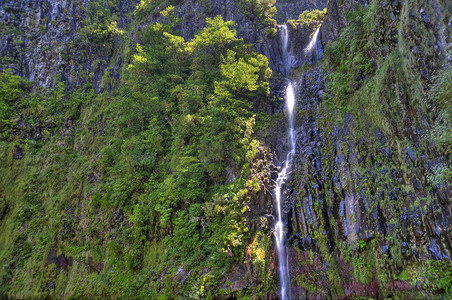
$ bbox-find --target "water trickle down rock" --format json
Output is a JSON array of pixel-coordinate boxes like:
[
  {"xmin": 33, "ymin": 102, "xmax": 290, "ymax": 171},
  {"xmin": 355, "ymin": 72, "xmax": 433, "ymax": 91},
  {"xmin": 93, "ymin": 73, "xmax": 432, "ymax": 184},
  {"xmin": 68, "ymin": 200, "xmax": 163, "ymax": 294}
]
[
  {"xmin": 272, "ymin": 23, "xmax": 295, "ymax": 300},
  {"xmin": 0, "ymin": 0, "xmax": 133, "ymax": 90}
]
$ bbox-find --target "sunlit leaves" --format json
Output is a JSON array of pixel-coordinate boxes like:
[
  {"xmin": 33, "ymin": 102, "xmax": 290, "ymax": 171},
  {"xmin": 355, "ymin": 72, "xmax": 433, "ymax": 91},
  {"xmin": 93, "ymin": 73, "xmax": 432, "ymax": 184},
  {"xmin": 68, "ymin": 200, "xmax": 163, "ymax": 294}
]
[
  {"xmin": 218, "ymin": 50, "xmax": 260, "ymax": 94},
  {"xmin": 190, "ymin": 16, "xmax": 238, "ymax": 56},
  {"xmin": 216, "ymin": 50, "xmax": 271, "ymax": 99}
]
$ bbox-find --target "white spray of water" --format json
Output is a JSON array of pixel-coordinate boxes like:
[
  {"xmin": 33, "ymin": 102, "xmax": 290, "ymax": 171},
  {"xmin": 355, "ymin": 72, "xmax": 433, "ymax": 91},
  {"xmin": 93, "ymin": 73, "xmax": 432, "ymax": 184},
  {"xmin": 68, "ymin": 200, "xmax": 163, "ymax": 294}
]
[
  {"xmin": 304, "ymin": 27, "xmax": 321, "ymax": 56},
  {"xmin": 274, "ymin": 24, "xmax": 295, "ymax": 300},
  {"xmin": 279, "ymin": 25, "xmax": 290, "ymax": 74},
  {"xmin": 274, "ymin": 23, "xmax": 321, "ymax": 300}
]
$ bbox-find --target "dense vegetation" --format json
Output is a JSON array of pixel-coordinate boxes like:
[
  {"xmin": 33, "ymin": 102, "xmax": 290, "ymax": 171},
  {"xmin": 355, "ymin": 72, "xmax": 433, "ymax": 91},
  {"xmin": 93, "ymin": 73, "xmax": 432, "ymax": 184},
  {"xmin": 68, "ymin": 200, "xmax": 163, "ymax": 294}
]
[
  {"xmin": 0, "ymin": 7, "xmax": 277, "ymax": 298},
  {"xmin": 0, "ymin": 0, "xmax": 451, "ymax": 298},
  {"xmin": 296, "ymin": 8, "xmax": 327, "ymax": 23}
]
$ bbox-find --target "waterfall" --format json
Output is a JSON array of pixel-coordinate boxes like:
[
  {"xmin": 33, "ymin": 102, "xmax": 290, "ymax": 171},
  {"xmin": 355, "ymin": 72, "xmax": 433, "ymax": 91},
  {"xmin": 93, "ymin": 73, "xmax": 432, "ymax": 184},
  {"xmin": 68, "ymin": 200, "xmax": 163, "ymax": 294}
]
[
  {"xmin": 275, "ymin": 23, "xmax": 321, "ymax": 300},
  {"xmin": 274, "ymin": 24, "xmax": 295, "ymax": 300},
  {"xmin": 304, "ymin": 27, "xmax": 320, "ymax": 54},
  {"xmin": 279, "ymin": 25, "xmax": 290, "ymax": 75},
  {"xmin": 304, "ymin": 27, "xmax": 323, "ymax": 62}
]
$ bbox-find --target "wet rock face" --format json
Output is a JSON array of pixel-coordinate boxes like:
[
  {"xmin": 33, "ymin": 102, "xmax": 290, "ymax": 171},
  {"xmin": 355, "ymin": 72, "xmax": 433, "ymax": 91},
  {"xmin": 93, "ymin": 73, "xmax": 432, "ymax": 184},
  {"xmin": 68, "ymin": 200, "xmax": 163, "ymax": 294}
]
[
  {"xmin": 0, "ymin": 0, "xmax": 133, "ymax": 90},
  {"xmin": 47, "ymin": 248, "xmax": 73, "ymax": 272},
  {"xmin": 14, "ymin": 145, "xmax": 24, "ymax": 160},
  {"xmin": 282, "ymin": 0, "xmax": 452, "ymax": 297},
  {"xmin": 320, "ymin": 0, "xmax": 369, "ymax": 43},
  {"xmin": 285, "ymin": 65, "xmax": 451, "ymax": 297},
  {"xmin": 284, "ymin": 22, "xmax": 324, "ymax": 70}
]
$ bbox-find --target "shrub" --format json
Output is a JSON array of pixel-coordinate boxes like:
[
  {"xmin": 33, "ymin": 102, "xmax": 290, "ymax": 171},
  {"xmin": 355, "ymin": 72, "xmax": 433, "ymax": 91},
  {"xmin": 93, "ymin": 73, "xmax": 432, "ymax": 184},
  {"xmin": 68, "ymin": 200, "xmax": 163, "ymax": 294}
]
[{"xmin": 297, "ymin": 8, "xmax": 327, "ymax": 24}]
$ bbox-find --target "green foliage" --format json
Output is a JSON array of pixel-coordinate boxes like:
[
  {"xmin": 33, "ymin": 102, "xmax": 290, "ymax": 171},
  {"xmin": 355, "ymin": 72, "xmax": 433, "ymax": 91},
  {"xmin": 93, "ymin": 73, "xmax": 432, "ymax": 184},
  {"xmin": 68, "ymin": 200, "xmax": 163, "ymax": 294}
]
[
  {"xmin": 217, "ymin": 49, "xmax": 271, "ymax": 98},
  {"xmin": 79, "ymin": 0, "xmax": 123, "ymax": 42},
  {"xmin": 324, "ymin": 5, "xmax": 373, "ymax": 110},
  {"xmin": 406, "ymin": 260, "xmax": 452, "ymax": 295},
  {"xmin": 167, "ymin": 208, "xmax": 202, "ymax": 261},
  {"xmin": 64, "ymin": 245, "xmax": 89, "ymax": 255},
  {"xmin": 236, "ymin": 0, "xmax": 277, "ymax": 27},
  {"xmin": 0, "ymin": 2, "xmax": 275, "ymax": 296},
  {"xmin": 135, "ymin": 0, "xmax": 158, "ymax": 19},
  {"xmin": 190, "ymin": 16, "xmax": 241, "ymax": 82},
  {"xmin": 428, "ymin": 163, "xmax": 452, "ymax": 187},
  {"xmin": 297, "ymin": 8, "xmax": 327, "ymax": 23},
  {"xmin": 428, "ymin": 261, "xmax": 452, "ymax": 294},
  {"xmin": 0, "ymin": 69, "xmax": 27, "ymax": 136}
]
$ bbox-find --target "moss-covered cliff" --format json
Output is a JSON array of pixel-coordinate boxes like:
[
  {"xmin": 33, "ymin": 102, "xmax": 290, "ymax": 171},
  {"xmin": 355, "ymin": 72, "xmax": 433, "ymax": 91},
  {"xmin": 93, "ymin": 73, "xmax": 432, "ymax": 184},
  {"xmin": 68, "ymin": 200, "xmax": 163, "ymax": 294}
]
[
  {"xmin": 0, "ymin": 0, "xmax": 451, "ymax": 298},
  {"xmin": 284, "ymin": 0, "xmax": 452, "ymax": 298}
]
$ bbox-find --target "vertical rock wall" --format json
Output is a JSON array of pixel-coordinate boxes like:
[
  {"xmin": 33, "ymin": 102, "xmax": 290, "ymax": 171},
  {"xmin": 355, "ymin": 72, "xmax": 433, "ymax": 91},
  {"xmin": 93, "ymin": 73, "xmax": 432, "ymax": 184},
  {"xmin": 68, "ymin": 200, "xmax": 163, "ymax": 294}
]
[
  {"xmin": 283, "ymin": 0, "xmax": 452, "ymax": 298},
  {"xmin": 0, "ymin": 0, "xmax": 328, "ymax": 90},
  {"xmin": 0, "ymin": 0, "xmax": 134, "ymax": 90}
]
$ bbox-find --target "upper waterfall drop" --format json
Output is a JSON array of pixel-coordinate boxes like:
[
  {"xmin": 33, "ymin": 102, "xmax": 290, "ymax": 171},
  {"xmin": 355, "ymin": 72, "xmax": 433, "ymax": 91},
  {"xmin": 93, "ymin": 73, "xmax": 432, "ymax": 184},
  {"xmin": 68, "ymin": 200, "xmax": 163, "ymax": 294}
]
[
  {"xmin": 304, "ymin": 26, "xmax": 324, "ymax": 62},
  {"xmin": 279, "ymin": 24, "xmax": 291, "ymax": 75},
  {"xmin": 305, "ymin": 27, "xmax": 320, "ymax": 54}
]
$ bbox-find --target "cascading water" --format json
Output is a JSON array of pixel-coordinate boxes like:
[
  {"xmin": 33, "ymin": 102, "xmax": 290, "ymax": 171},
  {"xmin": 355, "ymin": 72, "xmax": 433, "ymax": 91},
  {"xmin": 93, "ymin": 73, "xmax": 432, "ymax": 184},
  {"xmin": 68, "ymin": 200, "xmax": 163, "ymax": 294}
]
[
  {"xmin": 275, "ymin": 22, "xmax": 321, "ymax": 300},
  {"xmin": 304, "ymin": 27, "xmax": 320, "ymax": 54},
  {"xmin": 274, "ymin": 24, "xmax": 295, "ymax": 300},
  {"xmin": 279, "ymin": 25, "xmax": 291, "ymax": 74},
  {"xmin": 304, "ymin": 27, "xmax": 323, "ymax": 62}
]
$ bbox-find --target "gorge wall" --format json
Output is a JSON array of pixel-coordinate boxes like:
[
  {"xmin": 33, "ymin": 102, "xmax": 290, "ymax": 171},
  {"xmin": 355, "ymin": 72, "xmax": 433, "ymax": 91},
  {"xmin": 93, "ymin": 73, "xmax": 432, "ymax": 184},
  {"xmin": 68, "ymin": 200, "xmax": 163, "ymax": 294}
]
[
  {"xmin": 0, "ymin": 0, "xmax": 134, "ymax": 90},
  {"xmin": 0, "ymin": 0, "xmax": 322, "ymax": 90},
  {"xmin": 0, "ymin": 0, "xmax": 451, "ymax": 298},
  {"xmin": 280, "ymin": 0, "xmax": 452, "ymax": 297}
]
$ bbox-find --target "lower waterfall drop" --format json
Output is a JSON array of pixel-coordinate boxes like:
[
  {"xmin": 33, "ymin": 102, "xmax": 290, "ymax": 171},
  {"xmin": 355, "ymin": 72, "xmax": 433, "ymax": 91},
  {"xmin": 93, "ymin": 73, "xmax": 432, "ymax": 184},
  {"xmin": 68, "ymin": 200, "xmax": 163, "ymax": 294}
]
[{"xmin": 274, "ymin": 81, "xmax": 296, "ymax": 300}]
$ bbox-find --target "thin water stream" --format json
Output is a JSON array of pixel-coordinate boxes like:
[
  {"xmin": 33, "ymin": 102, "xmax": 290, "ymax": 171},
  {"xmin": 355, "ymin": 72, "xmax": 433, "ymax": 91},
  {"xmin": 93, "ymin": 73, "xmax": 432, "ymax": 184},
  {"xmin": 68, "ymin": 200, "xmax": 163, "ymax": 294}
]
[
  {"xmin": 275, "ymin": 24, "xmax": 320, "ymax": 300},
  {"xmin": 274, "ymin": 24, "xmax": 294, "ymax": 300}
]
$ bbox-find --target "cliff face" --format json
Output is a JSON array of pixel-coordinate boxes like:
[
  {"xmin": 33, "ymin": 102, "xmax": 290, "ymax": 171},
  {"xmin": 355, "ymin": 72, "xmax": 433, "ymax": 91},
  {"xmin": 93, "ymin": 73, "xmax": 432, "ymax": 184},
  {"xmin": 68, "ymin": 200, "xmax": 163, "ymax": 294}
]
[
  {"xmin": 0, "ymin": 0, "xmax": 451, "ymax": 298},
  {"xmin": 320, "ymin": 0, "xmax": 368, "ymax": 43},
  {"xmin": 281, "ymin": 0, "xmax": 452, "ymax": 298},
  {"xmin": 0, "ymin": 0, "xmax": 133, "ymax": 90}
]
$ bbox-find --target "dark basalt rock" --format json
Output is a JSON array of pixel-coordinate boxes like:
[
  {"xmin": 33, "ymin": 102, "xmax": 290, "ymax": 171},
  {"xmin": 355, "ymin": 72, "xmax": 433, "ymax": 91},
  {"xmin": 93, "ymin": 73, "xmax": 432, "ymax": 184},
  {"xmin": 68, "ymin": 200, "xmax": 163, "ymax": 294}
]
[
  {"xmin": 274, "ymin": 2, "xmax": 452, "ymax": 297},
  {"xmin": 46, "ymin": 248, "xmax": 73, "ymax": 272},
  {"xmin": 13, "ymin": 144, "xmax": 24, "ymax": 159},
  {"xmin": 0, "ymin": 0, "xmax": 134, "ymax": 90}
]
